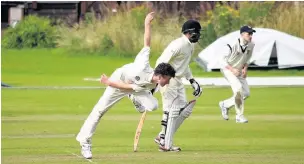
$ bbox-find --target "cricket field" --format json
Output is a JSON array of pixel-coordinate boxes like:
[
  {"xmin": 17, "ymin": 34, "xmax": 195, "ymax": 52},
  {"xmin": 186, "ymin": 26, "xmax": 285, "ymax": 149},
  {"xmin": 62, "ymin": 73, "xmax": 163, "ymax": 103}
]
[{"xmin": 1, "ymin": 49, "xmax": 304, "ymax": 163}]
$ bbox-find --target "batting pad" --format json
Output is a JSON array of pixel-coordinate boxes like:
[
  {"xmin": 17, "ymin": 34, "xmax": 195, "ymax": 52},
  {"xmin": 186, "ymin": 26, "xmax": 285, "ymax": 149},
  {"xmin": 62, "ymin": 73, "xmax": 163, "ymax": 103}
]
[
  {"xmin": 173, "ymin": 100, "xmax": 196, "ymax": 133},
  {"xmin": 164, "ymin": 100, "xmax": 196, "ymax": 149}
]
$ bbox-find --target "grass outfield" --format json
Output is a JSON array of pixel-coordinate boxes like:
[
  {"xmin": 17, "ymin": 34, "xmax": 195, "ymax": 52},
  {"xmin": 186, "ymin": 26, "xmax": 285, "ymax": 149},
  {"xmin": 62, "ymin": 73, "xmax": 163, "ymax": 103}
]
[
  {"xmin": 2, "ymin": 87, "xmax": 304, "ymax": 164},
  {"xmin": 2, "ymin": 49, "xmax": 304, "ymax": 86}
]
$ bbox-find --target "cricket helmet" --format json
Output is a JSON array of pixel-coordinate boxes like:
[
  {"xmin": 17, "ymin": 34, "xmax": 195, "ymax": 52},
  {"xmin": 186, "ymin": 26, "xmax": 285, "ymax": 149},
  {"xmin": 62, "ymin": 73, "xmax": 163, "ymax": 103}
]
[{"xmin": 181, "ymin": 20, "xmax": 202, "ymax": 43}]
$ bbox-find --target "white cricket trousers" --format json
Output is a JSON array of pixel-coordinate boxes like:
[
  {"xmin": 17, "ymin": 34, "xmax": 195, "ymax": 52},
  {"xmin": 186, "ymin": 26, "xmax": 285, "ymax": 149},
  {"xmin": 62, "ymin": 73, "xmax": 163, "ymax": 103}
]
[
  {"xmin": 221, "ymin": 68, "xmax": 250, "ymax": 116},
  {"xmin": 76, "ymin": 68, "xmax": 158, "ymax": 145},
  {"xmin": 159, "ymin": 77, "xmax": 188, "ymax": 148}
]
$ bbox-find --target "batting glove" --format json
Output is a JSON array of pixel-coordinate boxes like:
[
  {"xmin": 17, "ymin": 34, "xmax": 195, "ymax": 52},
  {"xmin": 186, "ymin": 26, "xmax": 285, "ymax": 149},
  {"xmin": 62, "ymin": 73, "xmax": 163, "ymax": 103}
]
[{"xmin": 189, "ymin": 78, "xmax": 203, "ymax": 97}]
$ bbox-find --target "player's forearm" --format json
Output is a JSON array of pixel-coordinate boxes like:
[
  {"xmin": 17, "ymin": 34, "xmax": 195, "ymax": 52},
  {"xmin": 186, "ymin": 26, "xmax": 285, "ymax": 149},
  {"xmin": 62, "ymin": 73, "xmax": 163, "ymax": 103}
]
[
  {"xmin": 144, "ymin": 23, "xmax": 151, "ymax": 47},
  {"xmin": 107, "ymin": 80, "xmax": 145, "ymax": 92},
  {"xmin": 225, "ymin": 64, "xmax": 234, "ymax": 71},
  {"xmin": 107, "ymin": 80, "xmax": 133, "ymax": 90},
  {"xmin": 243, "ymin": 64, "xmax": 248, "ymax": 71},
  {"xmin": 184, "ymin": 66, "xmax": 194, "ymax": 80}
]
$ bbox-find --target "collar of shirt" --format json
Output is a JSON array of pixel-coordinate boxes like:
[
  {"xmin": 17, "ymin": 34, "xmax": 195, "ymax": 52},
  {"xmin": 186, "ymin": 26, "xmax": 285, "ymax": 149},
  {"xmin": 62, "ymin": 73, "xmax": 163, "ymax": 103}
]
[{"xmin": 182, "ymin": 34, "xmax": 192, "ymax": 45}]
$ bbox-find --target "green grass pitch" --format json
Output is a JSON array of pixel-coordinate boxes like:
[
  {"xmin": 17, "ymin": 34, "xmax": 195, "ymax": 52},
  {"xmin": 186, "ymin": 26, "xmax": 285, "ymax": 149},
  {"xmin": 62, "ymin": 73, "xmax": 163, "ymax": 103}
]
[
  {"xmin": 2, "ymin": 49, "xmax": 304, "ymax": 87},
  {"xmin": 1, "ymin": 48, "xmax": 304, "ymax": 163},
  {"xmin": 2, "ymin": 87, "xmax": 304, "ymax": 164}
]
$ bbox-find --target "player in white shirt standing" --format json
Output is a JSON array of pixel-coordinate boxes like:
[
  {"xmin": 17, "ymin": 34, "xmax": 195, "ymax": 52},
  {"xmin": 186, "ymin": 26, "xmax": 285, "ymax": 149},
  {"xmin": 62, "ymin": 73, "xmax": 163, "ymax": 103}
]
[
  {"xmin": 76, "ymin": 12, "xmax": 176, "ymax": 159},
  {"xmin": 153, "ymin": 20, "xmax": 203, "ymax": 152},
  {"xmin": 219, "ymin": 25, "xmax": 256, "ymax": 123}
]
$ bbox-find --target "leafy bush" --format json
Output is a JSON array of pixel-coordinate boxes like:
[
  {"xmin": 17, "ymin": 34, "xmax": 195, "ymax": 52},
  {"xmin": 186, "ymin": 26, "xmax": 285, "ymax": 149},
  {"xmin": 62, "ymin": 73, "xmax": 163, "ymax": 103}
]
[
  {"xmin": 239, "ymin": 1, "xmax": 274, "ymax": 27},
  {"xmin": 199, "ymin": 2, "xmax": 276, "ymax": 48},
  {"xmin": 208, "ymin": 4, "xmax": 240, "ymax": 37},
  {"xmin": 199, "ymin": 4, "xmax": 240, "ymax": 48},
  {"xmin": 199, "ymin": 23, "xmax": 217, "ymax": 48},
  {"xmin": 57, "ymin": 2, "xmax": 303, "ymax": 57},
  {"xmin": 262, "ymin": 2, "xmax": 304, "ymax": 38},
  {"xmin": 2, "ymin": 15, "xmax": 57, "ymax": 48},
  {"xmin": 57, "ymin": 6, "xmax": 183, "ymax": 57}
]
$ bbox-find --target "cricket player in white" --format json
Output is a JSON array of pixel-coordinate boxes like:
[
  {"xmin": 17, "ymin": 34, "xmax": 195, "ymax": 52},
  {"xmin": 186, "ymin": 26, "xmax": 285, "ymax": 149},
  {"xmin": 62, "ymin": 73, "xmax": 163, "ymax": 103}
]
[
  {"xmin": 219, "ymin": 25, "xmax": 256, "ymax": 123},
  {"xmin": 153, "ymin": 20, "xmax": 203, "ymax": 151},
  {"xmin": 76, "ymin": 12, "xmax": 176, "ymax": 159}
]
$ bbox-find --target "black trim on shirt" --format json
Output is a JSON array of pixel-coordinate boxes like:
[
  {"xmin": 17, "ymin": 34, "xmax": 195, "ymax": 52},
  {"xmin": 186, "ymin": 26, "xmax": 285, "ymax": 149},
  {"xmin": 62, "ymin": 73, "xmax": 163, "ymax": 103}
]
[
  {"xmin": 227, "ymin": 44, "xmax": 232, "ymax": 53},
  {"xmin": 238, "ymin": 38, "xmax": 247, "ymax": 53}
]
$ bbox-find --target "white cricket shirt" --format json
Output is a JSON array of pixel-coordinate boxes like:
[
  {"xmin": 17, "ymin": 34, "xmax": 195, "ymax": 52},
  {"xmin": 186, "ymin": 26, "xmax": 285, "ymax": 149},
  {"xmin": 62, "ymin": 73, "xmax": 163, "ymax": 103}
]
[
  {"xmin": 120, "ymin": 47, "xmax": 156, "ymax": 91},
  {"xmin": 221, "ymin": 38, "xmax": 255, "ymax": 70},
  {"xmin": 155, "ymin": 34, "xmax": 194, "ymax": 80}
]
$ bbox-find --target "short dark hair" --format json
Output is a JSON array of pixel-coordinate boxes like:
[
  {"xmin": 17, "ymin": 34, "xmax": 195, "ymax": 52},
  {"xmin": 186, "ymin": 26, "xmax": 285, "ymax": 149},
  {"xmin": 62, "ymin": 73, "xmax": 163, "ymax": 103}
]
[{"xmin": 154, "ymin": 63, "xmax": 176, "ymax": 78}]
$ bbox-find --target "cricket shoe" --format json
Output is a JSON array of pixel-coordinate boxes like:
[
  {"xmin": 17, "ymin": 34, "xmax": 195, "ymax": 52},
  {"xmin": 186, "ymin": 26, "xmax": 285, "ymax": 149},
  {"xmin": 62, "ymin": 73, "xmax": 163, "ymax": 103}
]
[
  {"xmin": 155, "ymin": 136, "xmax": 181, "ymax": 152},
  {"xmin": 154, "ymin": 135, "xmax": 161, "ymax": 144},
  {"xmin": 236, "ymin": 115, "xmax": 248, "ymax": 123},
  {"xmin": 80, "ymin": 143, "xmax": 92, "ymax": 159},
  {"xmin": 158, "ymin": 145, "xmax": 181, "ymax": 152},
  {"xmin": 219, "ymin": 101, "xmax": 229, "ymax": 120},
  {"xmin": 128, "ymin": 94, "xmax": 145, "ymax": 113}
]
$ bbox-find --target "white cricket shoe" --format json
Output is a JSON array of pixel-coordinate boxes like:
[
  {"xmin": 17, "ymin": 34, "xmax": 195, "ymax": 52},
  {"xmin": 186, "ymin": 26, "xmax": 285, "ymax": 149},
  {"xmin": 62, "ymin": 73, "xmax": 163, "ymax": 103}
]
[
  {"xmin": 158, "ymin": 145, "xmax": 181, "ymax": 152},
  {"xmin": 81, "ymin": 143, "xmax": 92, "ymax": 159},
  {"xmin": 154, "ymin": 136, "xmax": 181, "ymax": 152},
  {"xmin": 219, "ymin": 101, "xmax": 229, "ymax": 120},
  {"xmin": 236, "ymin": 115, "xmax": 248, "ymax": 123},
  {"xmin": 154, "ymin": 135, "xmax": 161, "ymax": 144},
  {"xmin": 128, "ymin": 94, "xmax": 145, "ymax": 113}
]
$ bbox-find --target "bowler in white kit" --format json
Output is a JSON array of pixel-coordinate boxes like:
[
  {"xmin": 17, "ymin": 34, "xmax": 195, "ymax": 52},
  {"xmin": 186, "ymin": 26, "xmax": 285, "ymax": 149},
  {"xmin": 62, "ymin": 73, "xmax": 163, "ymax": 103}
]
[
  {"xmin": 219, "ymin": 25, "xmax": 256, "ymax": 123},
  {"xmin": 76, "ymin": 12, "xmax": 176, "ymax": 159}
]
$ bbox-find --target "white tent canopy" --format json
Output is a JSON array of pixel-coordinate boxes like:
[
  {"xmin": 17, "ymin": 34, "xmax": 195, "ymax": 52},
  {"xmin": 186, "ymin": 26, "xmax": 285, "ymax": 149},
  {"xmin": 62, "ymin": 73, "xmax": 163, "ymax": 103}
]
[{"xmin": 198, "ymin": 28, "xmax": 304, "ymax": 72}]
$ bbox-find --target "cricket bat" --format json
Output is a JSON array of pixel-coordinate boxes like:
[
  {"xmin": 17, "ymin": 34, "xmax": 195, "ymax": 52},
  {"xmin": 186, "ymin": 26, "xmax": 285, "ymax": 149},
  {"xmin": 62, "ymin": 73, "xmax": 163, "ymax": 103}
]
[{"xmin": 133, "ymin": 110, "xmax": 147, "ymax": 152}]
